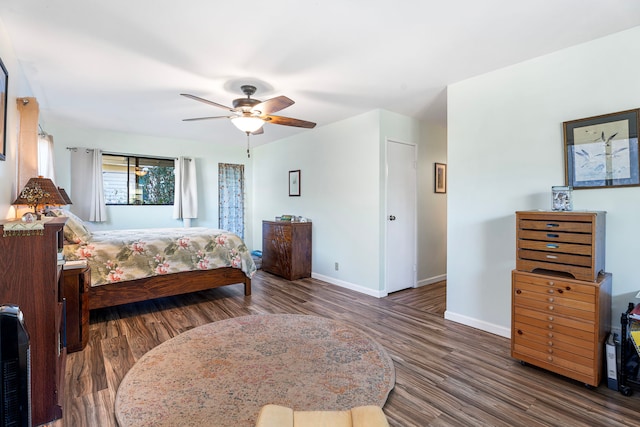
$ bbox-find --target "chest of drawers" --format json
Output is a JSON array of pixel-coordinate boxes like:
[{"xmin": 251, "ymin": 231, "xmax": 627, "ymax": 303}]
[
  {"xmin": 262, "ymin": 221, "xmax": 312, "ymax": 280},
  {"xmin": 516, "ymin": 210, "xmax": 605, "ymax": 282},
  {"xmin": 511, "ymin": 270, "xmax": 611, "ymax": 387}
]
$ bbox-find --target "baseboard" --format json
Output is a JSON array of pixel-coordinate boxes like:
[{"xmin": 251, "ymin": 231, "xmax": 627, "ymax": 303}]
[
  {"xmin": 444, "ymin": 310, "xmax": 511, "ymax": 338},
  {"xmin": 311, "ymin": 273, "xmax": 387, "ymax": 298},
  {"xmin": 416, "ymin": 274, "xmax": 446, "ymax": 287}
]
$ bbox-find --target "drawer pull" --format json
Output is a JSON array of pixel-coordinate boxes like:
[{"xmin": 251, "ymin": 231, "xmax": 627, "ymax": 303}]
[
  {"xmin": 548, "ymin": 324, "xmax": 553, "ymax": 330},
  {"xmin": 547, "ymin": 356, "xmax": 553, "ymax": 362},
  {"xmin": 557, "ymin": 289, "xmax": 564, "ymax": 294},
  {"xmin": 546, "ymin": 255, "xmax": 558, "ymax": 259},
  {"xmin": 546, "ymin": 223, "xmax": 560, "ymax": 228},
  {"xmin": 546, "ymin": 244, "xmax": 559, "ymax": 249},
  {"xmin": 547, "ymin": 289, "xmax": 554, "ymax": 294},
  {"xmin": 517, "ymin": 329, "xmax": 523, "ymax": 335},
  {"xmin": 547, "ymin": 281, "xmax": 555, "ymax": 286},
  {"xmin": 546, "ymin": 233, "xmax": 559, "ymax": 238},
  {"xmin": 547, "ymin": 333, "xmax": 553, "ymax": 338},
  {"xmin": 548, "ymin": 341, "xmax": 553, "ymax": 346},
  {"xmin": 548, "ymin": 316, "xmax": 554, "ymax": 321},
  {"xmin": 515, "ymin": 289, "xmax": 522, "ymax": 295},
  {"xmin": 548, "ymin": 298, "xmax": 554, "ymax": 303},
  {"xmin": 548, "ymin": 306, "xmax": 554, "ymax": 311},
  {"xmin": 548, "ymin": 348, "xmax": 554, "ymax": 354},
  {"xmin": 565, "ymin": 286, "xmax": 571, "ymax": 291}
]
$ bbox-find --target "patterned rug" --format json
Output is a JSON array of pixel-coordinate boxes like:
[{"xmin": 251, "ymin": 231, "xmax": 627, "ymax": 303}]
[{"xmin": 115, "ymin": 314, "xmax": 395, "ymax": 427}]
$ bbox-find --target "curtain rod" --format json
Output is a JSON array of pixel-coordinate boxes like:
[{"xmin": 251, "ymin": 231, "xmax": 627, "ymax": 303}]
[{"xmin": 66, "ymin": 147, "xmax": 189, "ymax": 161}]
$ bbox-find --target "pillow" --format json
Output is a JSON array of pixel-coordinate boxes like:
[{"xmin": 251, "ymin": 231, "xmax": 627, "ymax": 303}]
[{"xmin": 48, "ymin": 208, "xmax": 92, "ymax": 244}]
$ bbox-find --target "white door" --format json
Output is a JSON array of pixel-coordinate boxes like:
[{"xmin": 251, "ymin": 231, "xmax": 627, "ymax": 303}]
[{"xmin": 386, "ymin": 139, "xmax": 417, "ymax": 293}]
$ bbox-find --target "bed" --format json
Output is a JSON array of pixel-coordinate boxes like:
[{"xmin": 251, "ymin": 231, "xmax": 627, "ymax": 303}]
[{"xmin": 51, "ymin": 209, "xmax": 256, "ymax": 310}]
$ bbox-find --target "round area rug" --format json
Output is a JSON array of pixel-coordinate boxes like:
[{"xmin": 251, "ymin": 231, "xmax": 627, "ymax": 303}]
[{"xmin": 115, "ymin": 314, "xmax": 395, "ymax": 427}]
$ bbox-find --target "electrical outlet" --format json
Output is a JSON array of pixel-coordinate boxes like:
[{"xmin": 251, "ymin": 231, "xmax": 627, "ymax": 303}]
[{"xmin": 335, "ymin": 262, "xmax": 339, "ymax": 271}]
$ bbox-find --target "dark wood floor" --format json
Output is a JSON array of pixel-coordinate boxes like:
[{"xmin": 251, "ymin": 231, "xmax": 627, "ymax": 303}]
[{"xmin": 58, "ymin": 271, "xmax": 640, "ymax": 427}]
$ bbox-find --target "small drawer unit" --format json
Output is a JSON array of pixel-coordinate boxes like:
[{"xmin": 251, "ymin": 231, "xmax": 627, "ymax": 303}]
[
  {"xmin": 60, "ymin": 264, "xmax": 91, "ymax": 353},
  {"xmin": 262, "ymin": 220, "xmax": 312, "ymax": 280},
  {"xmin": 516, "ymin": 210, "xmax": 605, "ymax": 282},
  {"xmin": 511, "ymin": 270, "xmax": 611, "ymax": 387}
]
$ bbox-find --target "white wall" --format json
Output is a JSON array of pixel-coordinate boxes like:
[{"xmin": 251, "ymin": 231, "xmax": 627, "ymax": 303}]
[
  {"xmin": 252, "ymin": 109, "xmax": 447, "ymax": 295},
  {"xmin": 417, "ymin": 121, "xmax": 447, "ymax": 285},
  {"xmin": 47, "ymin": 120, "xmax": 255, "ymax": 244},
  {"xmin": 0, "ymin": 16, "xmax": 34, "ymax": 219},
  {"xmin": 252, "ymin": 110, "xmax": 383, "ymax": 294},
  {"xmin": 447, "ymin": 26, "xmax": 640, "ymax": 337}
]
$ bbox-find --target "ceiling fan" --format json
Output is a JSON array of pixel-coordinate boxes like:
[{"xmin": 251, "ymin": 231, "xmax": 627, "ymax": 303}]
[{"xmin": 181, "ymin": 85, "xmax": 316, "ymax": 135}]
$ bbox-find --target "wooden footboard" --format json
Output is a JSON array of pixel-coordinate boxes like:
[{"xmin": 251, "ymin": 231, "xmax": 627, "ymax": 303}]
[{"xmin": 88, "ymin": 267, "xmax": 251, "ymax": 310}]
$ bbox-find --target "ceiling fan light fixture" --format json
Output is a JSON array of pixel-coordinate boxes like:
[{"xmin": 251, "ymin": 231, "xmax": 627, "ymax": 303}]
[{"xmin": 231, "ymin": 116, "xmax": 265, "ymax": 133}]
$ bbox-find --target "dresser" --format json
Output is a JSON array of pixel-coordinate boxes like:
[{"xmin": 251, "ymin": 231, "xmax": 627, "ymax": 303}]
[
  {"xmin": 512, "ymin": 210, "xmax": 610, "ymax": 387},
  {"xmin": 262, "ymin": 221, "xmax": 312, "ymax": 280},
  {"xmin": 0, "ymin": 217, "xmax": 67, "ymax": 425},
  {"xmin": 516, "ymin": 210, "xmax": 605, "ymax": 282},
  {"xmin": 512, "ymin": 270, "xmax": 611, "ymax": 387}
]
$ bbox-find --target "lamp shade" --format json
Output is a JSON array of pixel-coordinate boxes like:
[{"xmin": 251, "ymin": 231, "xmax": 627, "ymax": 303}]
[
  {"xmin": 231, "ymin": 116, "xmax": 265, "ymax": 133},
  {"xmin": 12, "ymin": 177, "xmax": 68, "ymax": 208},
  {"xmin": 57, "ymin": 187, "xmax": 73, "ymax": 205}
]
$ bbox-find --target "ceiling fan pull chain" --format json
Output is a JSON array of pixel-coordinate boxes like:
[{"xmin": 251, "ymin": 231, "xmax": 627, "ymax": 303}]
[{"xmin": 246, "ymin": 132, "xmax": 251, "ymax": 158}]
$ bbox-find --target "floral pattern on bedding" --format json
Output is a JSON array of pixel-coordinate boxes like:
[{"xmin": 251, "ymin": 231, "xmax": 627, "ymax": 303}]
[{"xmin": 62, "ymin": 227, "xmax": 256, "ymax": 287}]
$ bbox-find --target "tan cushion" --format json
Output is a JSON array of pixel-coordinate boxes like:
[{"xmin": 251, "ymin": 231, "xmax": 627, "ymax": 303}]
[
  {"xmin": 294, "ymin": 410, "xmax": 352, "ymax": 427},
  {"xmin": 255, "ymin": 404, "xmax": 389, "ymax": 427},
  {"xmin": 256, "ymin": 404, "xmax": 294, "ymax": 427},
  {"xmin": 350, "ymin": 406, "xmax": 389, "ymax": 427}
]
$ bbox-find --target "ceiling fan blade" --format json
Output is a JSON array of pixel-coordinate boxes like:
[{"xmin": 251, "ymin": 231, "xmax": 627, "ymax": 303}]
[
  {"xmin": 182, "ymin": 116, "xmax": 231, "ymax": 122},
  {"xmin": 253, "ymin": 96, "xmax": 294, "ymax": 115},
  {"xmin": 180, "ymin": 93, "xmax": 233, "ymax": 111},
  {"xmin": 264, "ymin": 115, "xmax": 316, "ymax": 128}
]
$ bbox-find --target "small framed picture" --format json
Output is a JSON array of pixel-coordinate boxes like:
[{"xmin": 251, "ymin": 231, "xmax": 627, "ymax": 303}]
[
  {"xmin": 434, "ymin": 163, "xmax": 446, "ymax": 193},
  {"xmin": 289, "ymin": 170, "xmax": 301, "ymax": 196},
  {"xmin": 563, "ymin": 109, "xmax": 640, "ymax": 189}
]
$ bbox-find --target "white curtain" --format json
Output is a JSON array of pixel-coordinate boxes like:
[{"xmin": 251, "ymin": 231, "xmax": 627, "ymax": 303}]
[
  {"xmin": 70, "ymin": 147, "xmax": 107, "ymax": 222},
  {"xmin": 37, "ymin": 134, "xmax": 56, "ymax": 182},
  {"xmin": 173, "ymin": 156, "xmax": 198, "ymax": 227}
]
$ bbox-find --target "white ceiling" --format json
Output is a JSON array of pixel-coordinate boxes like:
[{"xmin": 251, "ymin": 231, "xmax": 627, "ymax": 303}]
[{"xmin": 1, "ymin": 1, "xmax": 639, "ymax": 148}]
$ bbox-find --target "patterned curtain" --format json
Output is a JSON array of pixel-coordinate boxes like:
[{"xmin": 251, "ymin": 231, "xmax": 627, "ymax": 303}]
[{"xmin": 218, "ymin": 163, "xmax": 245, "ymax": 238}]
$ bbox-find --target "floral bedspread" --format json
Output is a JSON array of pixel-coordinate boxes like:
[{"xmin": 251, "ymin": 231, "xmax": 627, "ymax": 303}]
[{"xmin": 62, "ymin": 227, "xmax": 256, "ymax": 287}]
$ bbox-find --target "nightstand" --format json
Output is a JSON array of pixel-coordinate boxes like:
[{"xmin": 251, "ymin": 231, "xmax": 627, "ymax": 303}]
[{"xmin": 60, "ymin": 264, "xmax": 90, "ymax": 353}]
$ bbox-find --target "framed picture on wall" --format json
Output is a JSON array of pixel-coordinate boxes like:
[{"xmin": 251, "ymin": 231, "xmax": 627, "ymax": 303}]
[
  {"xmin": 563, "ymin": 109, "xmax": 640, "ymax": 189},
  {"xmin": 0, "ymin": 56, "xmax": 7, "ymax": 161},
  {"xmin": 434, "ymin": 163, "xmax": 446, "ymax": 193},
  {"xmin": 289, "ymin": 170, "xmax": 301, "ymax": 196}
]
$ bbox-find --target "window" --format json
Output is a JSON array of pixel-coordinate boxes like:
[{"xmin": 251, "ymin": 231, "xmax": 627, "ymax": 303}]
[{"xmin": 102, "ymin": 154, "xmax": 175, "ymax": 205}]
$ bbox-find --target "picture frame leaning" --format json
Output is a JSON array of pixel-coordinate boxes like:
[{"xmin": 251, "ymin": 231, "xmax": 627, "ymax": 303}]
[
  {"xmin": 0, "ymin": 56, "xmax": 7, "ymax": 161},
  {"xmin": 563, "ymin": 108, "xmax": 640, "ymax": 189}
]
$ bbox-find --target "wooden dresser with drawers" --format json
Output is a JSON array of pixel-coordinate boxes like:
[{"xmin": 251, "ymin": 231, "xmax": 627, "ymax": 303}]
[{"xmin": 512, "ymin": 210, "xmax": 611, "ymax": 387}]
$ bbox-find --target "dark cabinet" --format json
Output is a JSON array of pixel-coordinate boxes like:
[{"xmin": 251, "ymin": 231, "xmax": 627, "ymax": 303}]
[
  {"xmin": 61, "ymin": 265, "xmax": 90, "ymax": 353},
  {"xmin": 0, "ymin": 217, "xmax": 67, "ymax": 425},
  {"xmin": 262, "ymin": 221, "xmax": 312, "ymax": 280}
]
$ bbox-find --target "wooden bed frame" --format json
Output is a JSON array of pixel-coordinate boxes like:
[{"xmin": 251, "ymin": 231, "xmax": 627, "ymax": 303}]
[{"xmin": 88, "ymin": 267, "xmax": 251, "ymax": 310}]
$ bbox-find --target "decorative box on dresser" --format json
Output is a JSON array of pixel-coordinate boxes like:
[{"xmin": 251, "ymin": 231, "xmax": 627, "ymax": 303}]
[
  {"xmin": 0, "ymin": 217, "xmax": 67, "ymax": 425},
  {"xmin": 262, "ymin": 220, "xmax": 312, "ymax": 280},
  {"xmin": 512, "ymin": 210, "xmax": 611, "ymax": 387}
]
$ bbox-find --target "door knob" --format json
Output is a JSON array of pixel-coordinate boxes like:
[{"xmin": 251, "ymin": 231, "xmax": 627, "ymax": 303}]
[{"xmin": 388, "ymin": 215, "xmax": 396, "ymax": 221}]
